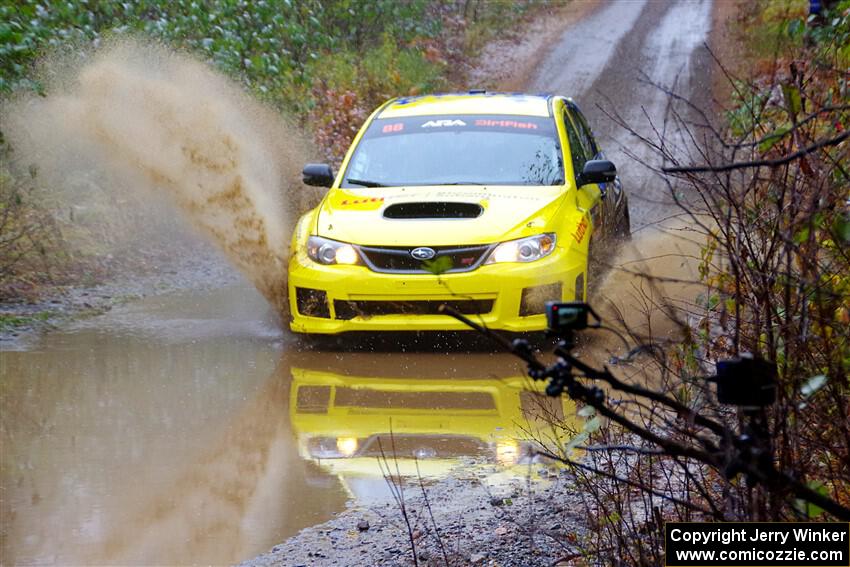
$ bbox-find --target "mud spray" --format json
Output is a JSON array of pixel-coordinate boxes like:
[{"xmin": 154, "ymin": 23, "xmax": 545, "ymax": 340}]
[
  {"xmin": 1, "ymin": 38, "xmax": 316, "ymax": 315},
  {"xmin": 583, "ymin": 222, "xmax": 705, "ymax": 373}
]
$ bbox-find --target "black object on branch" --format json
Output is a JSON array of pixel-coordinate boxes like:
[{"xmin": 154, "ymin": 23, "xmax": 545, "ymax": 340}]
[{"xmin": 439, "ymin": 301, "xmax": 850, "ymax": 522}]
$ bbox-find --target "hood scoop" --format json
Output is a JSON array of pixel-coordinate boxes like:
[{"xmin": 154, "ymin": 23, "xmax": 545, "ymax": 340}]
[{"xmin": 383, "ymin": 201, "xmax": 483, "ymax": 219}]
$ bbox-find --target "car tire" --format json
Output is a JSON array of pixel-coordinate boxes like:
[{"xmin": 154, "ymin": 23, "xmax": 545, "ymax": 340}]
[
  {"xmin": 587, "ymin": 237, "xmax": 601, "ymax": 296},
  {"xmin": 616, "ymin": 208, "xmax": 632, "ymax": 241}
]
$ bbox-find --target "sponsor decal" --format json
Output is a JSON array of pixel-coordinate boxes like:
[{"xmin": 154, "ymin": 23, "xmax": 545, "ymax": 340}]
[
  {"xmin": 474, "ymin": 119, "xmax": 539, "ymax": 129},
  {"xmin": 381, "ymin": 122, "xmax": 404, "ymax": 133},
  {"xmin": 421, "ymin": 119, "xmax": 467, "ymax": 128},
  {"xmin": 365, "ymin": 115, "xmax": 555, "ymax": 140},
  {"xmin": 340, "ymin": 197, "xmax": 385, "ymax": 205},
  {"xmin": 573, "ymin": 217, "xmax": 589, "ymax": 243}
]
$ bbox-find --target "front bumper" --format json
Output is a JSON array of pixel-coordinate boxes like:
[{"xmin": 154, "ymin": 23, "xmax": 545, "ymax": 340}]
[{"xmin": 288, "ymin": 248, "xmax": 586, "ymax": 334}]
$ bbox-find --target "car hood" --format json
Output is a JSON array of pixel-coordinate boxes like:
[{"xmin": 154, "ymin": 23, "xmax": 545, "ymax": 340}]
[{"xmin": 315, "ymin": 186, "xmax": 567, "ymax": 246}]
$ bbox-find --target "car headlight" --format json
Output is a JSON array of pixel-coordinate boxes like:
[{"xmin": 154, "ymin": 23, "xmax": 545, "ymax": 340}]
[
  {"xmin": 307, "ymin": 236, "xmax": 360, "ymax": 265},
  {"xmin": 307, "ymin": 436, "xmax": 360, "ymax": 458},
  {"xmin": 336, "ymin": 437, "xmax": 359, "ymax": 457},
  {"xmin": 486, "ymin": 233, "xmax": 556, "ymax": 264},
  {"xmin": 496, "ymin": 440, "xmax": 520, "ymax": 465}
]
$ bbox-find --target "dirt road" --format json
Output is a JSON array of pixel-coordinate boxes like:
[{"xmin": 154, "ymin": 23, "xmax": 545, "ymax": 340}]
[
  {"xmin": 0, "ymin": 1, "xmax": 716, "ymax": 565},
  {"xmin": 533, "ymin": 0, "xmax": 713, "ymax": 229}
]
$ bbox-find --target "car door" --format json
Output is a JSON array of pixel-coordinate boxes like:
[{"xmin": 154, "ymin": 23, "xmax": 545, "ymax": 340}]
[
  {"xmin": 569, "ymin": 106, "xmax": 624, "ymax": 239},
  {"xmin": 562, "ymin": 107, "xmax": 604, "ymax": 232}
]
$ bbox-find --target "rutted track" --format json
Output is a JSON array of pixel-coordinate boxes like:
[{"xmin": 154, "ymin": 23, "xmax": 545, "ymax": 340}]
[{"xmin": 533, "ymin": 0, "xmax": 713, "ymax": 228}]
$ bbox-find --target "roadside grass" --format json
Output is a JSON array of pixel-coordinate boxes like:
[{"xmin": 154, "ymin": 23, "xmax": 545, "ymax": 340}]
[
  {"xmin": 459, "ymin": 0, "xmax": 561, "ymax": 56},
  {"xmin": 738, "ymin": 0, "xmax": 809, "ymax": 59},
  {"xmin": 0, "ymin": 161, "xmax": 65, "ymax": 299},
  {"xmin": 307, "ymin": 34, "xmax": 449, "ymax": 162},
  {"xmin": 0, "ymin": 311, "xmax": 53, "ymax": 331}
]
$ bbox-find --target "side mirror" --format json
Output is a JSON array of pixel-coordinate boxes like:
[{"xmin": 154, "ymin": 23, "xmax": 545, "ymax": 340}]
[
  {"xmin": 576, "ymin": 159, "xmax": 616, "ymax": 187},
  {"xmin": 302, "ymin": 163, "xmax": 335, "ymax": 187}
]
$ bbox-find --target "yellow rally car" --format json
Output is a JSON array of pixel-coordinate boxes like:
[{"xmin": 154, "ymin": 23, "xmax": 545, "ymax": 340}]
[
  {"xmin": 287, "ymin": 355, "xmax": 577, "ymax": 484},
  {"xmin": 290, "ymin": 92, "xmax": 630, "ymax": 334}
]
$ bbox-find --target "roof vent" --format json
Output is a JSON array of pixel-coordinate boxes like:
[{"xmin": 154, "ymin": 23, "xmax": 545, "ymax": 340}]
[{"xmin": 383, "ymin": 202, "xmax": 483, "ymax": 219}]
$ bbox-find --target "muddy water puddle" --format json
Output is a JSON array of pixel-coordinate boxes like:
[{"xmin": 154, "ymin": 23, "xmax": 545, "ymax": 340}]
[{"xmin": 1, "ymin": 282, "xmax": 568, "ymax": 566}]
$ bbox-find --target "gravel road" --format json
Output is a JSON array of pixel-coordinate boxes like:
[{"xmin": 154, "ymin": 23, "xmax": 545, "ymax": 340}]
[{"xmin": 532, "ymin": 0, "xmax": 714, "ymax": 229}]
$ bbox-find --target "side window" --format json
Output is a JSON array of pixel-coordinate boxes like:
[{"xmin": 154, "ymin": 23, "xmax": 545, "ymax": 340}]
[
  {"xmin": 563, "ymin": 110, "xmax": 588, "ymax": 180},
  {"xmin": 572, "ymin": 109, "xmax": 598, "ymax": 157}
]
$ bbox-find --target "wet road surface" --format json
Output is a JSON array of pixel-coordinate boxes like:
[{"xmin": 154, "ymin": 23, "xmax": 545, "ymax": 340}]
[
  {"xmin": 1, "ymin": 282, "xmax": 564, "ymax": 565},
  {"xmin": 2, "ymin": 284, "xmax": 336, "ymax": 565},
  {"xmin": 1, "ymin": 1, "xmax": 714, "ymax": 564}
]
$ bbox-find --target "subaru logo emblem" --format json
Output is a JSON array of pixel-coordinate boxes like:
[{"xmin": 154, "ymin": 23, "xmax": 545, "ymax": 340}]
[{"xmin": 411, "ymin": 247, "xmax": 436, "ymax": 260}]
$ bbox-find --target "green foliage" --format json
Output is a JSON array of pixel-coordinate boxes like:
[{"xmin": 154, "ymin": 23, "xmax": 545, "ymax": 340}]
[
  {"xmin": 793, "ymin": 481, "xmax": 830, "ymax": 518},
  {"xmin": 0, "ymin": 0, "xmax": 461, "ymax": 185},
  {"xmin": 742, "ymin": 0, "xmax": 850, "ymax": 68},
  {"xmin": 312, "ymin": 33, "xmax": 446, "ymax": 101},
  {"xmin": 459, "ymin": 0, "xmax": 555, "ymax": 55},
  {"xmin": 740, "ymin": 0, "xmax": 808, "ymax": 58},
  {"xmin": 758, "ymin": 125, "xmax": 791, "ymax": 152},
  {"xmin": 422, "ymin": 255, "xmax": 453, "ymax": 275},
  {"xmin": 781, "ymin": 83, "xmax": 802, "ymax": 115},
  {"xmin": 725, "ymin": 82, "xmax": 770, "ymax": 138},
  {"xmin": 306, "ymin": 30, "xmax": 447, "ymax": 159},
  {"xmin": 0, "ymin": 0, "xmax": 442, "ymax": 113},
  {"xmin": 0, "ymin": 311, "xmax": 52, "ymax": 330},
  {"xmin": 834, "ymin": 213, "xmax": 850, "ymax": 243},
  {"xmin": 806, "ymin": 0, "xmax": 850, "ymax": 67},
  {"xmin": 321, "ymin": 0, "xmax": 440, "ymax": 48}
]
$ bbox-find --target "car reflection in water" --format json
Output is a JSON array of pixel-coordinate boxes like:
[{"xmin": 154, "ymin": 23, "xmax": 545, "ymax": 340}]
[{"xmin": 285, "ymin": 350, "xmax": 579, "ymax": 500}]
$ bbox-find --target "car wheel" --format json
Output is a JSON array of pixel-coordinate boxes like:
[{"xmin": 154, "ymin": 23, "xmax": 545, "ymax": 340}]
[
  {"xmin": 616, "ymin": 208, "xmax": 632, "ymax": 241},
  {"xmin": 587, "ymin": 237, "xmax": 601, "ymax": 297}
]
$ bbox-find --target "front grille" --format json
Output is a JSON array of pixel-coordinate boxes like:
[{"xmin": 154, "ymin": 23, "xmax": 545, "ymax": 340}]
[
  {"xmin": 358, "ymin": 244, "xmax": 492, "ymax": 274},
  {"xmin": 334, "ymin": 388, "xmax": 496, "ymax": 410},
  {"xmin": 358, "ymin": 435, "xmax": 490, "ymax": 458},
  {"xmin": 307, "ymin": 435, "xmax": 490, "ymax": 459},
  {"xmin": 334, "ymin": 299, "xmax": 494, "ymax": 320}
]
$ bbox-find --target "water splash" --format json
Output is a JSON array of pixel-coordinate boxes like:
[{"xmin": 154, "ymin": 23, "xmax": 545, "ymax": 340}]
[{"xmin": 2, "ymin": 38, "xmax": 317, "ymax": 315}]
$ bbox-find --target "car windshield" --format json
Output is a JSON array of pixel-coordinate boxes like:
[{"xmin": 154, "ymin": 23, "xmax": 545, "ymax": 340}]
[{"xmin": 341, "ymin": 114, "xmax": 564, "ymax": 187}]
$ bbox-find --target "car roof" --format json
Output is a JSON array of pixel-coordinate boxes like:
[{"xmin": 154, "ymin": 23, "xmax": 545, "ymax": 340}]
[{"xmin": 378, "ymin": 92, "xmax": 553, "ymax": 118}]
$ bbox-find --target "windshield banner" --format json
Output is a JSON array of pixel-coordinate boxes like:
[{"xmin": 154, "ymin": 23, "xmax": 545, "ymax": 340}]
[{"xmin": 366, "ymin": 115, "xmax": 558, "ymax": 138}]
